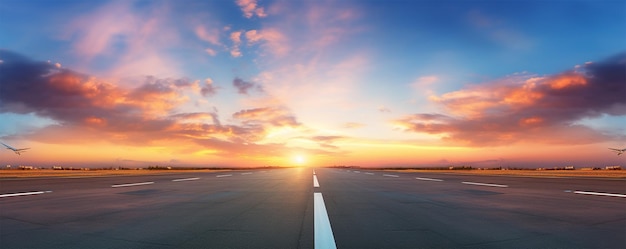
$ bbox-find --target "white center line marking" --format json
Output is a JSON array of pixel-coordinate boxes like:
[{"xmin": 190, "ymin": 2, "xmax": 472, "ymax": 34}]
[
  {"xmin": 241, "ymin": 172, "xmax": 253, "ymax": 175},
  {"xmin": 314, "ymin": 175, "xmax": 320, "ymax": 188},
  {"xmin": 314, "ymin": 193, "xmax": 337, "ymax": 249},
  {"xmin": 572, "ymin": 191, "xmax": 626, "ymax": 198},
  {"xmin": 172, "ymin": 177, "xmax": 200, "ymax": 182},
  {"xmin": 354, "ymin": 171, "xmax": 360, "ymax": 173},
  {"xmin": 0, "ymin": 191, "xmax": 51, "ymax": 198},
  {"xmin": 111, "ymin": 182, "xmax": 154, "ymax": 188},
  {"xmin": 216, "ymin": 174, "xmax": 232, "ymax": 178},
  {"xmin": 383, "ymin": 174, "xmax": 399, "ymax": 178},
  {"xmin": 313, "ymin": 170, "xmax": 316, "ymax": 175},
  {"xmin": 416, "ymin": 177, "xmax": 443, "ymax": 182},
  {"xmin": 462, "ymin": 181, "xmax": 508, "ymax": 188},
  {"xmin": 364, "ymin": 172, "xmax": 374, "ymax": 175}
]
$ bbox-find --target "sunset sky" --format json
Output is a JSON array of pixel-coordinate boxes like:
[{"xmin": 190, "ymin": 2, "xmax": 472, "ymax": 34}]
[{"xmin": 1, "ymin": 0, "xmax": 625, "ymax": 168}]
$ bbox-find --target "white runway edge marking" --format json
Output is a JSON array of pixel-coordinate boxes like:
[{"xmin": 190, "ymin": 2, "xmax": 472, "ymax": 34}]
[
  {"xmin": 172, "ymin": 177, "xmax": 200, "ymax": 182},
  {"xmin": 313, "ymin": 175, "xmax": 320, "ymax": 188},
  {"xmin": 241, "ymin": 172, "xmax": 253, "ymax": 175},
  {"xmin": 364, "ymin": 172, "xmax": 374, "ymax": 175},
  {"xmin": 0, "ymin": 191, "xmax": 52, "ymax": 198},
  {"xmin": 462, "ymin": 181, "xmax": 508, "ymax": 188},
  {"xmin": 111, "ymin": 182, "xmax": 154, "ymax": 188},
  {"xmin": 314, "ymin": 193, "xmax": 337, "ymax": 249},
  {"xmin": 416, "ymin": 177, "xmax": 443, "ymax": 182},
  {"xmin": 383, "ymin": 174, "xmax": 399, "ymax": 178},
  {"xmin": 570, "ymin": 191, "xmax": 626, "ymax": 198},
  {"xmin": 216, "ymin": 174, "xmax": 232, "ymax": 178}
]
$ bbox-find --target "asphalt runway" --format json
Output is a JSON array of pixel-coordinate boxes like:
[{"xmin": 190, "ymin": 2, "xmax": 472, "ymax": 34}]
[{"xmin": 1, "ymin": 168, "xmax": 624, "ymax": 248}]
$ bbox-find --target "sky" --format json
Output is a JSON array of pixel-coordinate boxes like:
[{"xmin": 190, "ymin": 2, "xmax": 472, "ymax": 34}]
[{"xmin": 0, "ymin": 0, "xmax": 625, "ymax": 168}]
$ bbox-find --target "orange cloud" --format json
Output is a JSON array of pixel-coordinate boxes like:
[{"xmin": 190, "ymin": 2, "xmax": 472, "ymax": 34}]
[
  {"xmin": 0, "ymin": 50, "xmax": 326, "ymax": 163},
  {"xmin": 395, "ymin": 53, "xmax": 626, "ymax": 146},
  {"xmin": 548, "ymin": 73, "xmax": 587, "ymax": 90}
]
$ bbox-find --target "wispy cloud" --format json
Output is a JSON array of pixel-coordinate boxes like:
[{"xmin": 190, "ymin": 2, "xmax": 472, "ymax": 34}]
[
  {"xmin": 236, "ymin": 0, "xmax": 267, "ymax": 19},
  {"xmin": 245, "ymin": 28, "xmax": 289, "ymax": 57},
  {"xmin": 233, "ymin": 107, "xmax": 299, "ymax": 128},
  {"xmin": 65, "ymin": 1, "xmax": 181, "ymax": 77},
  {"xmin": 343, "ymin": 122, "xmax": 365, "ymax": 129},
  {"xmin": 466, "ymin": 9, "xmax": 533, "ymax": 50},
  {"xmin": 195, "ymin": 25, "xmax": 221, "ymax": 46},
  {"xmin": 378, "ymin": 106, "xmax": 392, "ymax": 113},
  {"xmin": 394, "ymin": 53, "xmax": 626, "ymax": 146}
]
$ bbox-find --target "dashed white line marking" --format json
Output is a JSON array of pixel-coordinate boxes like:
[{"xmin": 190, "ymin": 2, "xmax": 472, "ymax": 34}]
[
  {"xmin": 313, "ymin": 170, "xmax": 316, "ymax": 175},
  {"xmin": 354, "ymin": 171, "xmax": 360, "ymax": 173},
  {"xmin": 416, "ymin": 177, "xmax": 443, "ymax": 182},
  {"xmin": 172, "ymin": 177, "xmax": 200, "ymax": 182},
  {"xmin": 383, "ymin": 174, "xmax": 399, "ymax": 178},
  {"xmin": 0, "ymin": 191, "xmax": 51, "ymax": 198},
  {"xmin": 314, "ymin": 193, "xmax": 337, "ymax": 249},
  {"xmin": 241, "ymin": 172, "xmax": 253, "ymax": 175},
  {"xmin": 314, "ymin": 175, "xmax": 320, "ymax": 188},
  {"xmin": 111, "ymin": 182, "xmax": 154, "ymax": 188},
  {"xmin": 571, "ymin": 191, "xmax": 626, "ymax": 198},
  {"xmin": 216, "ymin": 174, "xmax": 232, "ymax": 178},
  {"xmin": 364, "ymin": 172, "xmax": 374, "ymax": 175},
  {"xmin": 462, "ymin": 181, "xmax": 508, "ymax": 188}
]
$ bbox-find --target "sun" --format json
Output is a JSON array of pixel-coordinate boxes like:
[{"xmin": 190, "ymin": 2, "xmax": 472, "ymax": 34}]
[{"xmin": 293, "ymin": 155, "xmax": 306, "ymax": 165}]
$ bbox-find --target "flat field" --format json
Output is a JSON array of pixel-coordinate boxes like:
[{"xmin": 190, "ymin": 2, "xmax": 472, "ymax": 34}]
[
  {"xmin": 0, "ymin": 169, "xmax": 230, "ymax": 178},
  {"xmin": 381, "ymin": 169, "xmax": 626, "ymax": 178},
  {"xmin": 1, "ymin": 168, "xmax": 625, "ymax": 178}
]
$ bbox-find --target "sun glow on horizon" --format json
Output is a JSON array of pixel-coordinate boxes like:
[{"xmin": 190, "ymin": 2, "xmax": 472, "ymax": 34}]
[{"xmin": 293, "ymin": 155, "xmax": 306, "ymax": 166}]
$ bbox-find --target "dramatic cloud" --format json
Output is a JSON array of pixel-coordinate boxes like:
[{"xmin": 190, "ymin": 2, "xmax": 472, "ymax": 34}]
[
  {"xmin": 0, "ymin": 50, "xmax": 307, "ymax": 158},
  {"xmin": 395, "ymin": 53, "xmax": 626, "ymax": 146}
]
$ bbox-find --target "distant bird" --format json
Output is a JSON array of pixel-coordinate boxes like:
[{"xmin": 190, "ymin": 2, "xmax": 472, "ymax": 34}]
[
  {"xmin": 1, "ymin": 142, "xmax": 30, "ymax": 155},
  {"xmin": 609, "ymin": 148, "xmax": 626, "ymax": 156}
]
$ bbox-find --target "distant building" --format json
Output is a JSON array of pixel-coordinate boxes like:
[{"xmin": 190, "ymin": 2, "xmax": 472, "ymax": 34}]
[{"xmin": 605, "ymin": 166, "xmax": 622, "ymax": 170}]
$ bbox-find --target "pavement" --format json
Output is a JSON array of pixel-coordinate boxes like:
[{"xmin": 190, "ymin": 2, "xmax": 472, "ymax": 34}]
[{"xmin": 1, "ymin": 168, "xmax": 624, "ymax": 248}]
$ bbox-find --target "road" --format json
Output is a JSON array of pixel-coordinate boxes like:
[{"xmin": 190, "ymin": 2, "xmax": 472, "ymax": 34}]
[{"xmin": 1, "ymin": 168, "xmax": 624, "ymax": 248}]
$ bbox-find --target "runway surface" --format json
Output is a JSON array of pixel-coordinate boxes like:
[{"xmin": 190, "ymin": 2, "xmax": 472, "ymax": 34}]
[{"xmin": 1, "ymin": 168, "xmax": 624, "ymax": 248}]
